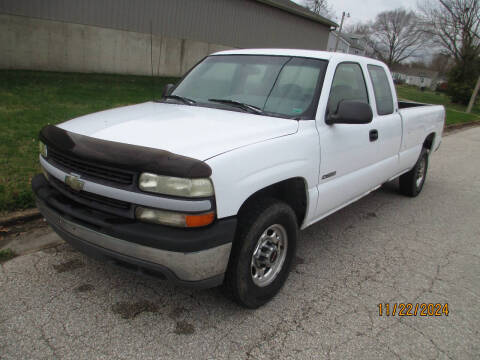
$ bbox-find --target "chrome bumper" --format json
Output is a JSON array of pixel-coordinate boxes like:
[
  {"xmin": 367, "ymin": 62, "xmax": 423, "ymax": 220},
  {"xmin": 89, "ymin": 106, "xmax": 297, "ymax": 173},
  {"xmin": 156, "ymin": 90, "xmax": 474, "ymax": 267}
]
[{"xmin": 37, "ymin": 199, "xmax": 232, "ymax": 286}]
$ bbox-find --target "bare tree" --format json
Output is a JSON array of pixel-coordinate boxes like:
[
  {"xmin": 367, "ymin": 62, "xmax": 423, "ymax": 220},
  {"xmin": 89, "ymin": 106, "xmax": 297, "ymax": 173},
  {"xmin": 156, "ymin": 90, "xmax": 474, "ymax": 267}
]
[
  {"xmin": 345, "ymin": 23, "xmax": 376, "ymax": 58},
  {"xmin": 429, "ymin": 53, "xmax": 454, "ymax": 75},
  {"xmin": 420, "ymin": 0, "xmax": 480, "ymax": 104},
  {"xmin": 419, "ymin": 0, "xmax": 480, "ymax": 64},
  {"xmin": 363, "ymin": 9, "xmax": 426, "ymax": 66},
  {"xmin": 302, "ymin": 0, "xmax": 334, "ymax": 19}
]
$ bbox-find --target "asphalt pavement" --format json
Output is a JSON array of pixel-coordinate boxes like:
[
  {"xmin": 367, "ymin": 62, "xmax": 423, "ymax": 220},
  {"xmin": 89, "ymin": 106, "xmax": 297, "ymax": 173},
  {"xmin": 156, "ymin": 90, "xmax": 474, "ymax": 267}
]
[{"xmin": 1, "ymin": 127, "xmax": 479, "ymax": 360}]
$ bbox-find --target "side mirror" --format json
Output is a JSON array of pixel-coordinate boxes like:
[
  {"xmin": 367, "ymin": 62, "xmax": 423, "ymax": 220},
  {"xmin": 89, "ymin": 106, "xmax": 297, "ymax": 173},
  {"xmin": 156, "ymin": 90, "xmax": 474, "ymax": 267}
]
[
  {"xmin": 326, "ymin": 100, "xmax": 373, "ymax": 125},
  {"xmin": 162, "ymin": 83, "xmax": 175, "ymax": 98}
]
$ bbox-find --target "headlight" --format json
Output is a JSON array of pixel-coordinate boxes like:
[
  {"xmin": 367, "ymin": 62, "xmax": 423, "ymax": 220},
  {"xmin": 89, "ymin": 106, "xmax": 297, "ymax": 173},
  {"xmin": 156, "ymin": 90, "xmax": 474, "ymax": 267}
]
[
  {"xmin": 135, "ymin": 207, "xmax": 215, "ymax": 228},
  {"xmin": 39, "ymin": 141, "xmax": 47, "ymax": 158},
  {"xmin": 139, "ymin": 173, "xmax": 214, "ymax": 197}
]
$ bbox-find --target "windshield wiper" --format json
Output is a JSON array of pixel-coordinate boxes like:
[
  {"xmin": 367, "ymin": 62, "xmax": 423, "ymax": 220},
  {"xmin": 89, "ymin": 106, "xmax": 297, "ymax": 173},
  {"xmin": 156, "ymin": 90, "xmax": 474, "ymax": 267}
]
[
  {"xmin": 164, "ymin": 95, "xmax": 196, "ymax": 105},
  {"xmin": 208, "ymin": 99, "xmax": 264, "ymax": 115}
]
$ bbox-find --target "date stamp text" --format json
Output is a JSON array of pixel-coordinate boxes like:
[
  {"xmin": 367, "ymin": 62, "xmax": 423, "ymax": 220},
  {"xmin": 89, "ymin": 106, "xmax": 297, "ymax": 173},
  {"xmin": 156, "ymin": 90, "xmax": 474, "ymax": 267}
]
[{"xmin": 378, "ymin": 303, "xmax": 449, "ymax": 317}]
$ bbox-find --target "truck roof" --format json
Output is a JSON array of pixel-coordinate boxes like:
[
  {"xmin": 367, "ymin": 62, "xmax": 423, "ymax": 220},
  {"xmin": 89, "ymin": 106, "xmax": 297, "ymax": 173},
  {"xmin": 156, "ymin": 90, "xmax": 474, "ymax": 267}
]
[{"xmin": 212, "ymin": 48, "xmax": 386, "ymax": 67}]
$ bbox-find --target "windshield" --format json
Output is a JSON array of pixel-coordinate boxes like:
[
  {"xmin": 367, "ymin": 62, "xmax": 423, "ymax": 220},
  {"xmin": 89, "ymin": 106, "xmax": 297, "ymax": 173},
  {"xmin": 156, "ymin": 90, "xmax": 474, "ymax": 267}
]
[{"xmin": 170, "ymin": 55, "xmax": 328, "ymax": 119}]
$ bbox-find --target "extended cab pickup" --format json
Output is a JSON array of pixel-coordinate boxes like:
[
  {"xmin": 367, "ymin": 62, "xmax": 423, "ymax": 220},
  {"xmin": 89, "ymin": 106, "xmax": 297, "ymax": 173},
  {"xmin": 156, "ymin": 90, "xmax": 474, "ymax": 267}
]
[{"xmin": 33, "ymin": 50, "xmax": 445, "ymax": 308}]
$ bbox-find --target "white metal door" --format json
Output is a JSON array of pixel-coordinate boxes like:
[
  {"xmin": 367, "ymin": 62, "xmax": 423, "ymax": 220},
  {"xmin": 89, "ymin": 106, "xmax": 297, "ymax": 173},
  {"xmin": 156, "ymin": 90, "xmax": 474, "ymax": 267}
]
[
  {"xmin": 366, "ymin": 64, "xmax": 402, "ymax": 181},
  {"xmin": 314, "ymin": 62, "xmax": 380, "ymax": 220}
]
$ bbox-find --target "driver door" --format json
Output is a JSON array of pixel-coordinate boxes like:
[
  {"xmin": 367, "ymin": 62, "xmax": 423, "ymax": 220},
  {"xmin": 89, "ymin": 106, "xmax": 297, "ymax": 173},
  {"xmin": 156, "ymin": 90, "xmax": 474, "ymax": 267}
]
[{"xmin": 315, "ymin": 62, "xmax": 380, "ymax": 218}]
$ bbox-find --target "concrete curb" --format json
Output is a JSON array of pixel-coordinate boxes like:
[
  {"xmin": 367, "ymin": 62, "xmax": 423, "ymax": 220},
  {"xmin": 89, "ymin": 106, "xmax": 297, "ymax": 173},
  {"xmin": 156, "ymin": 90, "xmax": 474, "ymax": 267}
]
[
  {"xmin": 444, "ymin": 120, "xmax": 480, "ymax": 133},
  {"xmin": 1, "ymin": 230, "xmax": 64, "ymax": 256},
  {"xmin": 0, "ymin": 208, "xmax": 41, "ymax": 226}
]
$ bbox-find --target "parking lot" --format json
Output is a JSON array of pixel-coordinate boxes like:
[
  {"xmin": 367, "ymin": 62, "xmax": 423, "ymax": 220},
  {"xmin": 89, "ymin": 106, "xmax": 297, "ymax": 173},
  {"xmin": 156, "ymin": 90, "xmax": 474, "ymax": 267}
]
[{"xmin": 1, "ymin": 127, "xmax": 479, "ymax": 360}]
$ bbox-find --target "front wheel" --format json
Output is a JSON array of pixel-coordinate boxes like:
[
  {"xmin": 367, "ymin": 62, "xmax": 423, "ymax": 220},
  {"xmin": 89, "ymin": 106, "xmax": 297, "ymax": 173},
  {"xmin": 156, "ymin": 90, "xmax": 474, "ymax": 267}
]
[
  {"xmin": 399, "ymin": 148, "xmax": 429, "ymax": 197},
  {"xmin": 223, "ymin": 199, "xmax": 298, "ymax": 308}
]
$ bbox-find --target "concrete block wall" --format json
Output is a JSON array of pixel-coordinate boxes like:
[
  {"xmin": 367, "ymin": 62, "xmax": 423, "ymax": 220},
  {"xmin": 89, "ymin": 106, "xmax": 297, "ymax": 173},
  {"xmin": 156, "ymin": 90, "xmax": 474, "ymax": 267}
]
[{"xmin": 0, "ymin": 14, "xmax": 234, "ymax": 76}]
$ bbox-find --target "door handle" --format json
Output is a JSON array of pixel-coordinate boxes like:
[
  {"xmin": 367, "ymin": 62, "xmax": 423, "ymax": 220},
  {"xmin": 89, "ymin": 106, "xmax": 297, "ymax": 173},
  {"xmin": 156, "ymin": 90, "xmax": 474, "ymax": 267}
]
[{"xmin": 369, "ymin": 129, "xmax": 378, "ymax": 142}]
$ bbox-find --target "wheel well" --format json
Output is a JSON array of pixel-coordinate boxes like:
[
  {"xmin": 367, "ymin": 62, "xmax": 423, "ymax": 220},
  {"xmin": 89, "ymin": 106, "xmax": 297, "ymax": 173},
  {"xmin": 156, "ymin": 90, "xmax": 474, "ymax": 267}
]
[
  {"xmin": 238, "ymin": 178, "xmax": 308, "ymax": 226},
  {"xmin": 423, "ymin": 133, "xmax": 436, "ymax": 150}
]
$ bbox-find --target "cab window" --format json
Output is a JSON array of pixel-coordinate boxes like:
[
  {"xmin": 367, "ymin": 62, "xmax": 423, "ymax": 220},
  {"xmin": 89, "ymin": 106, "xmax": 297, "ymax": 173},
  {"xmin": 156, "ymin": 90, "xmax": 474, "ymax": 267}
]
[
  {"xmin": 368, "ymin": 65, "xmax": 394, "ymax": 115},
  {"xmin": 327, "ymin": 63, "xmax": 369, "ymax": 115}
]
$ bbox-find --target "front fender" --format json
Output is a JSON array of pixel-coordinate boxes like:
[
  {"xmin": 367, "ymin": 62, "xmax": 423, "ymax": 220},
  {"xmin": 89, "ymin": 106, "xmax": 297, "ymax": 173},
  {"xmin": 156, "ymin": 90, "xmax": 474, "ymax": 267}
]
[{"xmin": 207, "ymin": 121, "xmax": 320, "ymax": 220}]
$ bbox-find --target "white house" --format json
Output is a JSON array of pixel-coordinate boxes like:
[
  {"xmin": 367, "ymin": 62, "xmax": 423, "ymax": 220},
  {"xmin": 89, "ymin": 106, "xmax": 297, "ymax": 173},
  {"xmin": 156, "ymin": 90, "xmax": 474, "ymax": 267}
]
[
  {"xmin": 327, "ymin": 32, "xmax": 366, "ymax": 55},
  {"xmin": 327, "ymin": 32, "xmax": 350, "ymax": 53},
  {"xmin": 345, "ymin": 34, "xmax": 366, "ymax": 56},
  {"xmin": 391, "ymin": 68, "xmax": 441, "ymax": 90}
]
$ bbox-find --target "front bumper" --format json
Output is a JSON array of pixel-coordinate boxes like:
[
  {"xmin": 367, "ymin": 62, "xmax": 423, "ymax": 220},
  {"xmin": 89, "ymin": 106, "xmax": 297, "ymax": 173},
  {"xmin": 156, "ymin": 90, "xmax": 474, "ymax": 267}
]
[{"xmin": 32, "ymin": 174, "xmax": 236, "ymax": 288}]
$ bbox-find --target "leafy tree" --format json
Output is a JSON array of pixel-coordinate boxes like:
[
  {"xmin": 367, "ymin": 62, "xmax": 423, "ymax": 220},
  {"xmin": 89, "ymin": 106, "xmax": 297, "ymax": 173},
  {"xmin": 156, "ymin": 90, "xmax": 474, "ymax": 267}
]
[{"xmin": 445, "ymin": 59, "xmax": 480, "ymax": 104}]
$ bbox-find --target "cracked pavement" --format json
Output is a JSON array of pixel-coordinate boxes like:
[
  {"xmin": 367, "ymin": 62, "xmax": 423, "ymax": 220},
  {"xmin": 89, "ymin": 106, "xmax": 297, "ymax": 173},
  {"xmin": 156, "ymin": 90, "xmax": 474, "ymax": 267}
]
[{"xmin": 1, "ymin": 127, "xmax": 480, "ymax": 359}]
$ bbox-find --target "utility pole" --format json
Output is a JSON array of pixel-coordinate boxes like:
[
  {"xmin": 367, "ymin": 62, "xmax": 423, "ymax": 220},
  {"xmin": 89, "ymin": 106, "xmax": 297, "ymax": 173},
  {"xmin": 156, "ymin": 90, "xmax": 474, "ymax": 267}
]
[
  {"xmin": 466, "ymin": 75, "xmax": 480, "ymax": 114},
  {"xmin": 334, "ymin": 11, "xmax": 350, "ymax": 52}
]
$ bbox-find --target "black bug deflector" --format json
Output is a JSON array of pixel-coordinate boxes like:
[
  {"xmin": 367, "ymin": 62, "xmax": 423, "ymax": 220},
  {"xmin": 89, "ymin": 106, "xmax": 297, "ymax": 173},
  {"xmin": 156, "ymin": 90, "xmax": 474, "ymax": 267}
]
[{"xmin": 39, "ymin": 125, "xmax": 212, "ymax": 178}]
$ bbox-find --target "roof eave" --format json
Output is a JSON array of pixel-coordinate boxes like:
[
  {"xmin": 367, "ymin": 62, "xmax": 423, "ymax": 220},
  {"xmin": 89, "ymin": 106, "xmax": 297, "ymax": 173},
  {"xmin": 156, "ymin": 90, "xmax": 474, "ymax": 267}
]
[{"xmin": 255, "ymin": 0, "xmax": 338, "ymax": 28}]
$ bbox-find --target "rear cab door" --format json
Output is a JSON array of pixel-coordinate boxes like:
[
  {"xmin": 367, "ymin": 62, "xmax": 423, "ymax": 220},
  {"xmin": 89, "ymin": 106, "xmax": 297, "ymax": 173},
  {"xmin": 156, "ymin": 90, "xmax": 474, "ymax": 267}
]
[{"xmin": 365, "ymin": 63, "xmax": 403, "ymax": 181}]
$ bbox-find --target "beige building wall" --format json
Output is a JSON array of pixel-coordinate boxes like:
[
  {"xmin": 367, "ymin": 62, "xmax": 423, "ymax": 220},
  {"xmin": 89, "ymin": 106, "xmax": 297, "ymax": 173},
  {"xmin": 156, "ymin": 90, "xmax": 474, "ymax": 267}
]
[{"xmin": 0, "ymin": 14, "xmax": 234, "ymax": 77}]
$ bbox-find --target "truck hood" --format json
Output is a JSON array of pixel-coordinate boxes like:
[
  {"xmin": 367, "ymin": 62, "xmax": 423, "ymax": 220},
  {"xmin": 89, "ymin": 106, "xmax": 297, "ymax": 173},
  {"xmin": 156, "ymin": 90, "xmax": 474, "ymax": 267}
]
[{"xmin": 58, "ymin": 102, "xmax": 299, "ymax": 160}]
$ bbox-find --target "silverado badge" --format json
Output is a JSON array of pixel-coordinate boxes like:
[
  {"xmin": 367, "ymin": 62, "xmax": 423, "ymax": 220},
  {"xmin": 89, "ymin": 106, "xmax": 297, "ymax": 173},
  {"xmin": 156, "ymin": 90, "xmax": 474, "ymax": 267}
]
[{"xmin": 65, "ymin": 174, "xmax": 85, "ymax": 191}]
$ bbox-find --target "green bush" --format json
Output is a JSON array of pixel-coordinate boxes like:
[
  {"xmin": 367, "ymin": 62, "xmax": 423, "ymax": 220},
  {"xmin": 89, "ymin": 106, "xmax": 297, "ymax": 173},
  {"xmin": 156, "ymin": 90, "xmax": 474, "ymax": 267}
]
[
  {"xmin": 0, "ymin": 249, "xmax": 16, "ymax": 263},
  {"xmin": 447, "ymin": 59, "xmax": 480, "ymax": 105}
]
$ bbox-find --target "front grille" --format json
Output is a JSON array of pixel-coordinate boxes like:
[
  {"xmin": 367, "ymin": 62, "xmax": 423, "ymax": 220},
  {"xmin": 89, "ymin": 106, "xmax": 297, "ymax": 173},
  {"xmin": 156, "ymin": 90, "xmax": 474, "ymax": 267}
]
[
  {"xmin": 51, "ymin": 176, "xmax": 131, "ymax": 215},
  {"xmin": 48, "ymin": 147, "xmax": 134, "ymax": 185},
  {"xmin": 60, "ymin": 182, "xmax": 130, "ymax": 209}
]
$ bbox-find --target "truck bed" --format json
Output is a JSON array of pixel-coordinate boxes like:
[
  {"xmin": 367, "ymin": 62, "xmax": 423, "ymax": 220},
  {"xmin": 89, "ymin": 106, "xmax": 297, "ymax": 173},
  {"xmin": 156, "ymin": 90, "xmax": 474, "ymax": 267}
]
[{"xmin": 398, "ymin": 101, "xmax": 429, "ymax": 109}]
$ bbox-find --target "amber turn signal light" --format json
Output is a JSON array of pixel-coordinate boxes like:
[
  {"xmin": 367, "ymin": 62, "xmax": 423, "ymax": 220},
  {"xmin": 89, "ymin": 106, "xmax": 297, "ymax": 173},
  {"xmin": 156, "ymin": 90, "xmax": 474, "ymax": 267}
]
[
  {"xmin": 136, "ymin": 207, "xmax": 215, "ymax": 228},
  {"xmin": 185, "ymin": 212, "xmax": 215, "ymax": 228}
]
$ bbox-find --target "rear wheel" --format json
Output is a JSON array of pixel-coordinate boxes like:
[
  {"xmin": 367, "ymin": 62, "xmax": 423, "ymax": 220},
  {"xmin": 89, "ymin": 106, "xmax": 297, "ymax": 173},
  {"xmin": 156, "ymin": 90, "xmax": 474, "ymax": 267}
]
[
  {"xmin": 223, "ymin": 198, "xmax": 298, "ymax": 308},
  {"xmin": 399, "ymin": 148, "xmax": 429, "ymax": 197}
]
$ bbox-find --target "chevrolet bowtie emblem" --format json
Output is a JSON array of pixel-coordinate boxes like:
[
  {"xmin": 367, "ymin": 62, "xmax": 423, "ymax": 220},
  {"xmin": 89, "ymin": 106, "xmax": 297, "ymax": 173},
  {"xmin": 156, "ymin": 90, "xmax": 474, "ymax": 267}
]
[{"xmin": 65, "ymin": 174, "xmax": 85, "ymax": 191}]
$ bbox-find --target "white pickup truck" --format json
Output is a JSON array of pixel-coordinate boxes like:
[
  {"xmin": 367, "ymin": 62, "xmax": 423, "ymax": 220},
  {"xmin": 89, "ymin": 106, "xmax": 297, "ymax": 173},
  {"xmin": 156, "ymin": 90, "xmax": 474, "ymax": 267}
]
[{"xmin": 33, "ymin": 49, "xmax": 445, "ymax": 308}]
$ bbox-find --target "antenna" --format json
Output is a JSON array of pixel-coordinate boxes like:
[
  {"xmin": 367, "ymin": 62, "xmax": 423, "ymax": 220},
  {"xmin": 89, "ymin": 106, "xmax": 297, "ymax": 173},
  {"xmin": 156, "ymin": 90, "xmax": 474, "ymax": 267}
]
[{"xmin": 150, "ymin": 20, "xmax": 155, "ymax": 101}]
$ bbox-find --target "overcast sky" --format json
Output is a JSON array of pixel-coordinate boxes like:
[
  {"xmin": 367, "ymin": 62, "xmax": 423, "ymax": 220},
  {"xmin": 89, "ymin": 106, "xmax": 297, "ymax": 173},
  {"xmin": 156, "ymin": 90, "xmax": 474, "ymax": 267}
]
[{"xmin": 293, "ymin": 0, "xmax": 419, "ymax": 24}]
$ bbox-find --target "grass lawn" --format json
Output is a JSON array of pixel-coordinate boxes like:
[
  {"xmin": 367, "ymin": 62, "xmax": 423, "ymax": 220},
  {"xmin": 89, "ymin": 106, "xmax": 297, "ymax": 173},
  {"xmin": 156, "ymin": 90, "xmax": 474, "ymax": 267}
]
[
  {"xmin": 396, "ymin": 84, "xmax": 480, "ymax": 125},
  {"xmin": 0, "ymin": 70, "xmax": 178, "ymax": 213}
]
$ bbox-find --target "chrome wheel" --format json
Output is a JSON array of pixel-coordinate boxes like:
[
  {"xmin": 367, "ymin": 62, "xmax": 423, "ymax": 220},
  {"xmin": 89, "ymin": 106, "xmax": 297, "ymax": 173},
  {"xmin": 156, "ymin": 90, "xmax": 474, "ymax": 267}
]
[
  {"xmin": 250, "ymin": 224, "xmax": 288, "ymax": 287},
  {"xmin": 416, "ymin": 156, "xmax": 426, "ymax": 188}
]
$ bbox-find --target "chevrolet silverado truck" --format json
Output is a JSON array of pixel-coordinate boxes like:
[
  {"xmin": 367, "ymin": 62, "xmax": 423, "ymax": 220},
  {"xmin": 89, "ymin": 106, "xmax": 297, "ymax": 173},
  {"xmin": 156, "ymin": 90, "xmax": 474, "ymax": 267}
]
[{"xmin": 33, "ymin": 49, "xmax": 445, "ymax": 308}]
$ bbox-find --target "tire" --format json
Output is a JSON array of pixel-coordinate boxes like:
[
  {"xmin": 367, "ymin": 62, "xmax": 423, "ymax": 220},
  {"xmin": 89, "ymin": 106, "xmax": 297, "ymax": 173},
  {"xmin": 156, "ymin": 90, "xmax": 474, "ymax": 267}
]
[
  {"xmin": 223, "ymin": 198, "xmax": 298, "ymax": 309},
  {"xmin": 399, "ymin": 148, "xmax": 429, "ymax": 197}
]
